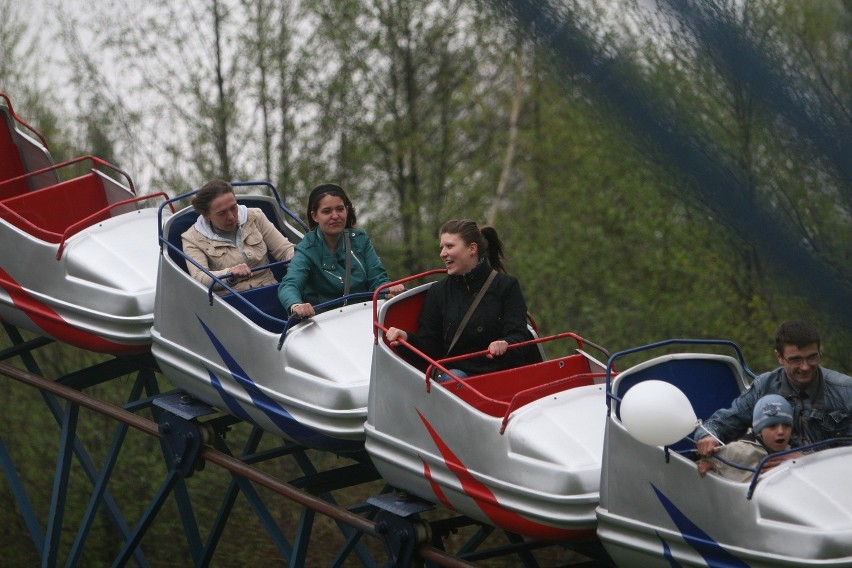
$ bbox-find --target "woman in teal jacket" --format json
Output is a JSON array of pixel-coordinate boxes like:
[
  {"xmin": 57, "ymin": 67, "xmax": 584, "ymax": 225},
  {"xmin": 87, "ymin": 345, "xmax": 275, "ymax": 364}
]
[{"xmin": 278, "ymin": 184, "xmax": 404, "ymax": 318}]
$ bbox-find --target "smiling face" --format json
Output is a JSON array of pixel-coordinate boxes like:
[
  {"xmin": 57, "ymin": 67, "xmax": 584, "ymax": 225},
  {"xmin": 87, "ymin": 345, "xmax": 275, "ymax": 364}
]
[
  {"xmin": 439, "ymin": 232, "xmax": 478, "ymax": 275},
  {"xmin": 203, "ymin": 191, "xmax": 239, "ymax": 232},
  {"xmin": 776, "ymin": 343, "xmax": 821, "ymax": 390},
  {"xmin": 758, "ymin": 422, "xmax": 792, "ymax": 452},
  {"xmin": 311, "ymin": 195, "xmax": 348, "ymax": 238}
]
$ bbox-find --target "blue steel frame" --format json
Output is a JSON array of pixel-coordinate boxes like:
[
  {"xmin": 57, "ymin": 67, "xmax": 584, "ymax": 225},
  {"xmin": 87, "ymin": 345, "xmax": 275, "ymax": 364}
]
[
  {"xmin": 0, "ymin": 320, "xmax": 390, "ymax": 567},
  {"xmin": 1, "ymin": 322, "xmax": 157, "ymax": 567},
  {"xmin": 1, "ymin": 320, "xmax": 615, "ymax": 566}
]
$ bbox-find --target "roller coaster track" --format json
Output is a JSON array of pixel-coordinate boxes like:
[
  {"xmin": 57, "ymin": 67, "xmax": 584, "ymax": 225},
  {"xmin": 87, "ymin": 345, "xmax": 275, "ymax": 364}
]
[{"xmin": 0, "ymin": 325, "xmax": 611, "ymax": 567}]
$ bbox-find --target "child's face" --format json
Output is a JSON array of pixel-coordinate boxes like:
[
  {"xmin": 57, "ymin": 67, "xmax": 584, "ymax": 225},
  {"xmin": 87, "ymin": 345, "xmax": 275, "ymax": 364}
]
[{"xmin": 758, "ymin": 423, "xmax": 792, "ymax": 452}]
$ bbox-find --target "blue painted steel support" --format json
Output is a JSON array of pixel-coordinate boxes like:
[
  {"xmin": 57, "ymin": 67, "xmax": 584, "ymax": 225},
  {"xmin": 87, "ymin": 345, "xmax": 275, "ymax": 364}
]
[
  {"xmin": 374, "ymin": 509, "xmax": 430, "ymax": 567},
  {"xmin": 110, "ymin": 469, "xmax": 181, "ymax": 568},
  {"xmin": 1, "ymin": 324, "xmax": 150, "ymax": 567},
  {"xmin": 504, "ymin": 532, "xmax": 539, "ymax": 567},
  {"xmin": 152, "ymin": 402, "xmax": 386, "ymax": 568},
  {"xmin": 39, "ymin": 389, "xmax": 151, "ymax": 567},
  {"xmin": 0, "ymin": 322, "xmax": 52, "ymax": 368},
  {"xmin": 2, "ymin": 322, "xmax": 608, "ymax": 566},
  {"xmin": 44, "ymin": 400, "xmax": 79, "ymax": 567},
  {"xmin": 170, "ymin": 473, "xmax": 203, "ymax": 566},
  {"xmin": 290, "ymin": 449, "xmax": 380, "ymax": 568},
  {"xmin": 292, "ymin": 506, "xmax": 316, "ymax": 566},
  {"xmin": 454, "ymin": 523, "xmax": 493, "ymax": 556},
  {"xmin": 0, "ymin": 436, "xmax": 44, "ymax": 552},
  {"xmin": 329, "ymin": 502, "xmax": 380, "ymax": 568},
  {"xmin": 65, "ymin": 373, "xmax": 155, "ymax": 568},
  {"xmin": 198, "ymin": 426, "xmax": 261, "ymax": 564},
  {"xmin": 154, "ymin": 406, "xmax": 208, "ymax": 565},
  {"xmin": 202, "ymin": 428, "xmax": 295, "ymax": 563},
  {"xmin": 207, "ymin": 459, "xmax": 296, "ymax": 563}
]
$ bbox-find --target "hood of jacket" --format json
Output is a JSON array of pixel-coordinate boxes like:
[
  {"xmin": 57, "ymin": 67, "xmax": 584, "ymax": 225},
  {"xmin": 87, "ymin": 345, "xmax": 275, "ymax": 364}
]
[{"xmin": 192, "ymin": 204, "xmax": 249, "ymax": 241}]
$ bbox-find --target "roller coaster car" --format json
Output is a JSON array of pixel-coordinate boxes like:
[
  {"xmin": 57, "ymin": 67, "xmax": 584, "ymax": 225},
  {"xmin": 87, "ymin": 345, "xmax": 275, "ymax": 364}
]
[
  {"xmin": 0, "ymin": 154, "xmax": 168, "ymax": 354},
  {"xmin": 596, "ymin": 340, "xmax": 852, "ymax": 567},
  {"xmin": 151, "ymin": 184, "xmax": 385, "ymax": 452},
  {"xmin": 0, "ymin": 93, "xmax": 57, "ymax": 195},
  {"xmin": 366, "ymin": 275, "xmax": 611, "ymax": 542}
]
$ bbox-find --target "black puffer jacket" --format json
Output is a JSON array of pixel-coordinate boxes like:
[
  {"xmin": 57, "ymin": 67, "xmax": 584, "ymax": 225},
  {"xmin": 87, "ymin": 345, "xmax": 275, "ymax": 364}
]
[{"xmin": 406, "ymin": 259, "xmax": 535, "ymax": 376}]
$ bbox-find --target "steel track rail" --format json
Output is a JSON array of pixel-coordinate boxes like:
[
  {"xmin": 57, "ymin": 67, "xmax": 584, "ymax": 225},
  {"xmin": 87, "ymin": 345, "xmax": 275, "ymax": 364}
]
[{"xmin": 0, "ymin": 361, "xmax": 477, "ymax": 567}]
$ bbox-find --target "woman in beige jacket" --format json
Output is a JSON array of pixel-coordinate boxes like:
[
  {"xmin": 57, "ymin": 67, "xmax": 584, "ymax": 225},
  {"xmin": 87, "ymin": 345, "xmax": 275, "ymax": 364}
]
[{"xmin": 181, "ymin": 179, "xmax": 295, "ymax": 293}]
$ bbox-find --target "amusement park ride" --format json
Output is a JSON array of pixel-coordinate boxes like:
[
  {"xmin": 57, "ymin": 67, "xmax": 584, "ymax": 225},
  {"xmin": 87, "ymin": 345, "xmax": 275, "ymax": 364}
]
[{"xmin": 2, "ymin": 91, "xmax": 852, "ymax": 567}]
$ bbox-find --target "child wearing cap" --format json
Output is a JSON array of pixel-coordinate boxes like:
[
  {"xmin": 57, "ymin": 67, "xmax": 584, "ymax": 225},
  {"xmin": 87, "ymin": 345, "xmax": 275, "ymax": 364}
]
[{"xmin": 697, "ymin": 394, "xmax": 795, "ymax": 482}]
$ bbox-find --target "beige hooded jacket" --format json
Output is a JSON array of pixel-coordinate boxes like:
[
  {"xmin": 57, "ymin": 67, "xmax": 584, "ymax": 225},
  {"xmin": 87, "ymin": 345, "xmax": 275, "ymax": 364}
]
[{"xmin": 182, "ymin": 206, "xmax": 295, "ymax": 293}]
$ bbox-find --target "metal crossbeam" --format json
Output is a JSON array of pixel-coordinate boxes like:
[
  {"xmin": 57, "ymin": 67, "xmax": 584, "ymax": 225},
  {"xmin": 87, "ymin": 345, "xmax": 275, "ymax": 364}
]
[{"xmin": 0, "ymin": 324, "xmax": 611, "ymax": 567}]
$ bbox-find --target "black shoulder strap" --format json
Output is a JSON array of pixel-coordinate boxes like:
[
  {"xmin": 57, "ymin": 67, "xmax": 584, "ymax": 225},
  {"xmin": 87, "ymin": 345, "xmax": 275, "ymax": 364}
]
[{"xmin": 447, "ymin": 270, "xmax": 497, "ymax": 356}]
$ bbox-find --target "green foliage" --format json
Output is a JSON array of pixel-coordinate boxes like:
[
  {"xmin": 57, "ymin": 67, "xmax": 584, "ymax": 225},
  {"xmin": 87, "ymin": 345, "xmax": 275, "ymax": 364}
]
[{"xmin": 296, "ymin": 0, "xmax": 517, "ymax": 277}]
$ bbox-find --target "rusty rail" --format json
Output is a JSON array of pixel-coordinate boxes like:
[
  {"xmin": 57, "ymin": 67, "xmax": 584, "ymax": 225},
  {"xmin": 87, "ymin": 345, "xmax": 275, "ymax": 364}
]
[{"xmin": 0, "ymin": 361, "xmax": 478, "ymax": 567}]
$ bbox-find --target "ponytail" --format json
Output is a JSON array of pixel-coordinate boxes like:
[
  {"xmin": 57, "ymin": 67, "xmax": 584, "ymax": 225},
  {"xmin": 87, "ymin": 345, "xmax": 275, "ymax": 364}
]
[{"xmin": 439, "ymin": 219, "xmax": 507, "ymax": 273}]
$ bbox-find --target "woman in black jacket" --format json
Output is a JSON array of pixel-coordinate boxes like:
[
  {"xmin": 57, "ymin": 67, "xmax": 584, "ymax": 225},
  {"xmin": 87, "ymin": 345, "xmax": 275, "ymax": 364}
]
[{"xmin": 386, "ymin": 219, "xmax": 535, "ymax": 378}]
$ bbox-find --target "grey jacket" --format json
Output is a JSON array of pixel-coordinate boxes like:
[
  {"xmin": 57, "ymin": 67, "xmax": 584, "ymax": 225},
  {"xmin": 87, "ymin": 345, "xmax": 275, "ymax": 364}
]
[{"xmin": 699, "ymin": 366, "xmax": 852, "ymax": 446}]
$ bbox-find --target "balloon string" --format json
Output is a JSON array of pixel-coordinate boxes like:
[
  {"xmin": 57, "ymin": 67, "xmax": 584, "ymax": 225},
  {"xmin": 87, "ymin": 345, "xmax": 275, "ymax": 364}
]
[{"xmin": 696, "ymin": 421, "xmax": 726, "ymax": 447}]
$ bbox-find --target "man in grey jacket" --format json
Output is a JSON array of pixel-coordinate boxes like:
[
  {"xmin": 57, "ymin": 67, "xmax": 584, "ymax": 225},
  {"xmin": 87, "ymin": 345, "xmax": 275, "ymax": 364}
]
[{"xmin": 697, "ymin": 320, "xmax": 852, "ymax": 457}]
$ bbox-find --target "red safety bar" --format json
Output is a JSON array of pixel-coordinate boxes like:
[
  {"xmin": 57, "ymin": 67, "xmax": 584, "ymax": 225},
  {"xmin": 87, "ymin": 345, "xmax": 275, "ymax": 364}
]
[
  {"xmin": 0, "ymin": 155, "xmax": 136, "ymax": 196},
  {"xmin": 0, "ymin": 93, "xmax": 50, "ymax": 148},
  {"xmin": 372, "ymin": 269, "xmax": 447, "ymax": 342}
]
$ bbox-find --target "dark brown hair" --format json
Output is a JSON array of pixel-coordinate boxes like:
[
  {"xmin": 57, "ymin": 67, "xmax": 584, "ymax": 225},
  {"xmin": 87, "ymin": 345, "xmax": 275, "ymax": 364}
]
[
  {"xmin": 191, "ymin": 179, "xmax": 233, "ymax": 214},
  {"xmin": 306, "ymin": 184, "xmax": 357, "ymax": 230},
  {"xmin": 774, "ymin": 320, "xmax": 821, "ymax": 353},
  {"xmin": 439, "ymin": 219, "xmax": 506, "ymax": 273}
]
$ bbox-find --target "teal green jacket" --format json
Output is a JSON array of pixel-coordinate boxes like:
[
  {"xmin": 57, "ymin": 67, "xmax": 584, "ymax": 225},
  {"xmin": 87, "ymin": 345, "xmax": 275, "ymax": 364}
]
[{"xmin": 278, "ymin": 227, "xmax": 391, "ymax": 312}]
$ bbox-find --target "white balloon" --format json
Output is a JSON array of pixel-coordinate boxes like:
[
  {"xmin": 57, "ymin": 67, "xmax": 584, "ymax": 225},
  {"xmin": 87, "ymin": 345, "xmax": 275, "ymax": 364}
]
[{"xmin": 620, "ymin": 380, "xmax": 699, "ymax": 446}]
